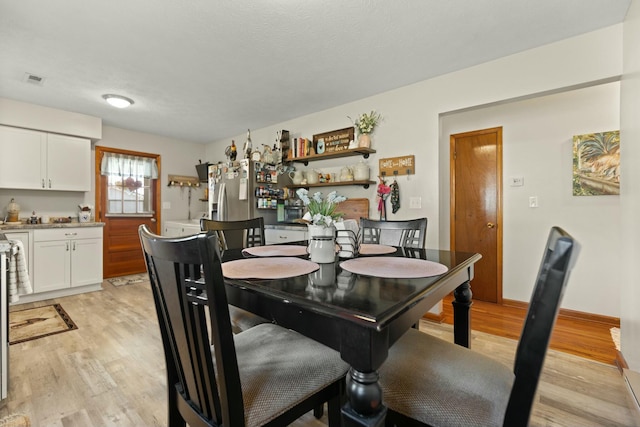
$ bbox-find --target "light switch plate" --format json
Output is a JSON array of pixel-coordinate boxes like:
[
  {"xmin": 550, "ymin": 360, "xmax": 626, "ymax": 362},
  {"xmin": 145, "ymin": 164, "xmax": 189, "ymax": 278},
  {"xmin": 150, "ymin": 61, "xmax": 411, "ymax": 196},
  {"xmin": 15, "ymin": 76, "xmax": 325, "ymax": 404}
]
[
  {"xmin": 529, "ymin": 196, "xmax": 538, "ymax": 208},
  {"xmin": 510, "ymin": 176, "xmax": 524, "ymax": 187},
  {"xmin": 409, "ymin": 197, "xmax": 421, "ymax": 209},
  {"xmin": 162, "ymin": 202, "xmax": 171, "ymax": 210}
]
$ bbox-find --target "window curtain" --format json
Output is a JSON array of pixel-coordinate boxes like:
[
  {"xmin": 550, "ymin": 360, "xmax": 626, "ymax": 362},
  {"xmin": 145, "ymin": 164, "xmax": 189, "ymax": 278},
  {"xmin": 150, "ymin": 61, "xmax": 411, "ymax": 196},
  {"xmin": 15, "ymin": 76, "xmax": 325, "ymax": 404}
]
[{"xmin": 100, "ymin": 153, "xmax": 158, "ymax": 179}]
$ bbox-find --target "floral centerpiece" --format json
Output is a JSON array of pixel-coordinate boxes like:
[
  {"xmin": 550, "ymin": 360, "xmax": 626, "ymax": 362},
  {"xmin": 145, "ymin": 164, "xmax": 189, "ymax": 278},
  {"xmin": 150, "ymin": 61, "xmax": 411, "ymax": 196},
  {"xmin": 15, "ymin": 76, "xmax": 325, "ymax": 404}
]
[
  {"xmin": 296, "ymin": 188, "xmax": 347, "ymax": 227},
  {"xmin": 349, "ymin": 110, "xmax": 382, "ymax": 148}
]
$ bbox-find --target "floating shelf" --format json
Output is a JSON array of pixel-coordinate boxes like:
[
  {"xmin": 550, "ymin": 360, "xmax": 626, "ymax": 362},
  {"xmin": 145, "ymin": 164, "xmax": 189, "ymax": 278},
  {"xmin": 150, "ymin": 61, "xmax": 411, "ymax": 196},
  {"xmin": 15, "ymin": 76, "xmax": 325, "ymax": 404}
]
[
  {"xmin": 287, "ymin": 180, "xmax": 375, "ymax": 190},
  {"xmin": 288, "ymin": 147, "xmax": 376, "ymax": 166}
]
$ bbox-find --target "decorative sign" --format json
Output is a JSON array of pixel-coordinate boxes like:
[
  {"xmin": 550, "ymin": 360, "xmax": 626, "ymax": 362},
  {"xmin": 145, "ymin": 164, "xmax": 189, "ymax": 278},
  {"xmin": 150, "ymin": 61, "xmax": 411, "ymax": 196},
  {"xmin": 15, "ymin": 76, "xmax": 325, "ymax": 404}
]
[
  {"xmin": 313, "ymin": 127, "xmax": 355, "ymax": 154},
  {"xmin": 379, "ymin": 155, "xmax": 415, "ymax": 177}
]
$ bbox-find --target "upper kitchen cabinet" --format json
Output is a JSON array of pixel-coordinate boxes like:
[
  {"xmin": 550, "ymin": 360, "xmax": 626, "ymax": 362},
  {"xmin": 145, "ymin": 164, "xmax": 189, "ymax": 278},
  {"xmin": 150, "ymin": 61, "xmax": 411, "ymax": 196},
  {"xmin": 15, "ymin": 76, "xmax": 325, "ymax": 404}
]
[{"xmin": 0, "ymin": 125, "xmax": 90, "ymax": 191}]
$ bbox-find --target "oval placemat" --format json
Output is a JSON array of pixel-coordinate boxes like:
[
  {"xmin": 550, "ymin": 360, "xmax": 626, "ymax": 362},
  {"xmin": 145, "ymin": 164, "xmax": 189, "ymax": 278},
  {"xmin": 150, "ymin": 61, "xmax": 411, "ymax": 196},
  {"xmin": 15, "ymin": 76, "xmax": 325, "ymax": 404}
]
[
  {"xmin": 340, "ymin": 257, "xmax": 448, "ymax": 278},
  {"xmin": 242, "ymin": 245, "xmax": 308, "ymax": 257},
  {"xmin": 359, "ymin": 244, "xmax": 397, "ymax": 255},
  {"xmin": 222, "ymin": 257, "xmax": 318, "ymax": 279}
]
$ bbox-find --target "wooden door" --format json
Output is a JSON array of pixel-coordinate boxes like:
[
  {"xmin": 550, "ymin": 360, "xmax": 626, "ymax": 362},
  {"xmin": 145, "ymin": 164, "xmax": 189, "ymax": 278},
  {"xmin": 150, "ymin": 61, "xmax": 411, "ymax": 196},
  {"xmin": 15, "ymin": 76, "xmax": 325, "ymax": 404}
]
[
  {"xmin": 450, "ymin": 127, "xmax": 502, "ymax": 303},
  {"xmin": 95, "ymin": 147, "xmax": 161, "ymax": 278}
]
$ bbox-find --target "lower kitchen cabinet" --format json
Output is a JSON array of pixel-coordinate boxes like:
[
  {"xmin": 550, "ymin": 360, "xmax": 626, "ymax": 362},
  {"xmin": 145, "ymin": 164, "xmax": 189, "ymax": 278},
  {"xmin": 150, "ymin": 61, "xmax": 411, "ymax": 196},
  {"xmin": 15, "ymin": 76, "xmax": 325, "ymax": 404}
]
[
  {"xmin": 264, "ymin": 227, "xmax": 307, "ymax": 245},
  {"xmin": 164, "ymin": 221, "xmax": 201, "ymax": 237},
  {"xmin": 32, "ymin": 227, "xmax": 103, "ymax": 293}
]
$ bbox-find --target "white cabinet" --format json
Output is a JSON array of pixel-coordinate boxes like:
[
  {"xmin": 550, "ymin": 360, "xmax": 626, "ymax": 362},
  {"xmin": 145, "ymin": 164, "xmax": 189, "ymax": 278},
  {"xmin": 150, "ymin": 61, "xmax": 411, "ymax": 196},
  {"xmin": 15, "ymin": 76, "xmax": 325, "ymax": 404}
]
[
  {"xmin": 164, "ymin": 221, "xmax": 201, "ymax": 237},
  {"xmin": 0, "ymin": 125, "xmax": 90, "ymax": 191},
  {"xmin": 265, "ymin": 228, "xmax": 307, "ymax": 245},
  {"xmin": 33, "ymin": 227, "xmax": 103, "ymax": 293}
]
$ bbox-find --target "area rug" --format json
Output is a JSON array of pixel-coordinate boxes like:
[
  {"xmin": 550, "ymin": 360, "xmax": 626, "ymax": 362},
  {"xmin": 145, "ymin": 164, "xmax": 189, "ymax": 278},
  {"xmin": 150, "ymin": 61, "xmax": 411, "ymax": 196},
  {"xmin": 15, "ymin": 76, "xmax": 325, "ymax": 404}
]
[
  {"xmin": 107, "ymin": 273, "xmax": 149, "ymax": 287},
  {"xmin": 9, "ymin": 304, "xmax": 77, "ymax": 345}
]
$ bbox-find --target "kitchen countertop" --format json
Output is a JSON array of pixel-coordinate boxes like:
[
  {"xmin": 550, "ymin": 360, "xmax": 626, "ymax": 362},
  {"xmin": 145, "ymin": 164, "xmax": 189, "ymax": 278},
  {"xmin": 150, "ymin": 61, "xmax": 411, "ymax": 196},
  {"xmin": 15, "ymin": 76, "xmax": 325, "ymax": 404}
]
[{"xmin": 0, "ymin": 222, "xmax": 105, "ymax": 230}]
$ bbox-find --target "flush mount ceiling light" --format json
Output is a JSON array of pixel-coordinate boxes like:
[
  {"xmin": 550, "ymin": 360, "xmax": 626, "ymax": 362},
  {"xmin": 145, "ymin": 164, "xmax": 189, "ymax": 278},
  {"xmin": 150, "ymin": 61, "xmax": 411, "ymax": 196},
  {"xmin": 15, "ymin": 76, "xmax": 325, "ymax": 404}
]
[{"xmin": 102, "ymin": 94, "xmax": 134, "ymax": 108}]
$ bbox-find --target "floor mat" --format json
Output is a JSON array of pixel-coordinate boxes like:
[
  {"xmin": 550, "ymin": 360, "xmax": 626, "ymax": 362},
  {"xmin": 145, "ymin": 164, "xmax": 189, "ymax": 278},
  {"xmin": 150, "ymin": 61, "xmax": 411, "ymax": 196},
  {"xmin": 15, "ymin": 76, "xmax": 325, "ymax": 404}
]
[
  {"xmin": 107, "ymin": 273, "xmax": 149, "ymax": 287},
  {"xmin": 9, "ymin": 304, "xmax": 78, "ymax": 345}
]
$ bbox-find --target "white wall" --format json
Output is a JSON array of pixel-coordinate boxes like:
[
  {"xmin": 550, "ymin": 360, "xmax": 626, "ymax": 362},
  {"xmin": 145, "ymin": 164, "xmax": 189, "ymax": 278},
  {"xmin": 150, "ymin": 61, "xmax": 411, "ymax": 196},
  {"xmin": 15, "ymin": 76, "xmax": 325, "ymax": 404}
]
[
  {"xmin": 441, "ymin": 82, "xmax": 621, "ymax": 316},
  {"xmin": 208, "ymin": 25, "xmax": 624, "ymax": 318},
  {"xmin": 621, "ymin": 1, "xmax": 640, "ymax": 371}
]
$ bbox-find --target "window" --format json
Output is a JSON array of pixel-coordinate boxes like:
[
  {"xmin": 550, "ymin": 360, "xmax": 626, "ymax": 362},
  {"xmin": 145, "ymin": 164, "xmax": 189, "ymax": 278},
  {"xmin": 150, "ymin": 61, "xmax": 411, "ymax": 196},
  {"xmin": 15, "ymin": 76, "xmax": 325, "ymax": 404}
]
[{"xmin": 100, "ymin": 153, "xmax": 158, "ymax": 215}]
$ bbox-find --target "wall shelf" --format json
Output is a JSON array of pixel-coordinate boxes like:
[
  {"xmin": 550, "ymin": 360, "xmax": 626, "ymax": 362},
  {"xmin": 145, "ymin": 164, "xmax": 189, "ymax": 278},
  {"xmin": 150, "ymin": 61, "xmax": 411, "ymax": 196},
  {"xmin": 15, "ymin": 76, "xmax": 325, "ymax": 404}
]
[
  {"xmin": 287, "ymin": 180, "xmax": 375, "ymax": 190},
  {"xmin": 289, "ymin": 147, "xmax": 376, "ymax": 166}
]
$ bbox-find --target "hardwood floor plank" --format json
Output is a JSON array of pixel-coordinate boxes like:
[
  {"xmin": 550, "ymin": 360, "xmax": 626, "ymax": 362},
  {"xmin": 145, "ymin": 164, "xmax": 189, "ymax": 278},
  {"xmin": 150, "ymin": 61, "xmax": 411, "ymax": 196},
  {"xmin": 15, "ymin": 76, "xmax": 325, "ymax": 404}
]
[{"xmin": 1, "ymin": 282, "xmax": 636, "ymax": 426}]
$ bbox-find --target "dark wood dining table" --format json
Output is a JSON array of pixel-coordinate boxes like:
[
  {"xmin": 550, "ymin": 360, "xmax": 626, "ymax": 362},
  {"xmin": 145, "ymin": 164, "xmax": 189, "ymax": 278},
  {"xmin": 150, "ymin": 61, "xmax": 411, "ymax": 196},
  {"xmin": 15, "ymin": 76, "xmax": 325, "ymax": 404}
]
[{"xmin": 220, "ymin": 244, "xmax": 482, "ymax": 427}]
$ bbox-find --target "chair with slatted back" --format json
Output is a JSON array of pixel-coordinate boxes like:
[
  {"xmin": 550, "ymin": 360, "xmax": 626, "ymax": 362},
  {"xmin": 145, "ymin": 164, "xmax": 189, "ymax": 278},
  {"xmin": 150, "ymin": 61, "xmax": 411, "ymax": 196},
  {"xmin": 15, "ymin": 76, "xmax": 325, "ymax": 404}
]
[
  {"xmin": 360, "ymin": 217, "xmax": 427, "ymax": 248},
  {"xmin": 200, "ymin": 217, "xmax": 268, "ymax": 334},
  {"xmin": 379, "ymin": 226, "xmax": 580, "ymax": 427},
  {"xmin": 139, "ymin": 225, "xmax": 349, "ymax": 427},
  {"xmin": 200, "ymin": 217, "xmax": 265, "ymax": 251}
]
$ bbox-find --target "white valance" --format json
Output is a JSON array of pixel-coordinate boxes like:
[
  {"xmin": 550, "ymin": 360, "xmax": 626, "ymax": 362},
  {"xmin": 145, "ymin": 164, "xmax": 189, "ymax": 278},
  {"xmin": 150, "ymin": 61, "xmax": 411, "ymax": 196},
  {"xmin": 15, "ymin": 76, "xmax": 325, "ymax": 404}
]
[{"xmin": 101, "ymin": 153, "xmax": 158, "ymax": 179}]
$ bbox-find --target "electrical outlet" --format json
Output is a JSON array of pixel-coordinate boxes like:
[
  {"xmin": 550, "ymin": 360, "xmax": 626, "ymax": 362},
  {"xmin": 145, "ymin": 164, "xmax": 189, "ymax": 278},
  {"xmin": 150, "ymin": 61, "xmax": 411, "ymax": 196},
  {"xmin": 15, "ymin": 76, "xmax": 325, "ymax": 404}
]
[
  {"xmin": 409, "ymin": 197, "xmax": 422, "ymax": 209},
  {"xmin": 163, "ymin": 202, "xmax": 171, "ymax": 210},
  {"xmin": 529, "ymin": 196, "xmax": 538, "ymax": 208}
]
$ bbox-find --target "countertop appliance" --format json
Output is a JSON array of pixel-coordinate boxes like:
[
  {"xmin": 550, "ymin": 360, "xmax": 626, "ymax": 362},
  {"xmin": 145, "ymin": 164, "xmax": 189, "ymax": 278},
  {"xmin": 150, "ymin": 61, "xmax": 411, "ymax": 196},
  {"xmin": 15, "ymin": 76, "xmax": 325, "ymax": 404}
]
[{"xmin": 208, "ymin": 160, "xmax": 279, "ymax": 224}]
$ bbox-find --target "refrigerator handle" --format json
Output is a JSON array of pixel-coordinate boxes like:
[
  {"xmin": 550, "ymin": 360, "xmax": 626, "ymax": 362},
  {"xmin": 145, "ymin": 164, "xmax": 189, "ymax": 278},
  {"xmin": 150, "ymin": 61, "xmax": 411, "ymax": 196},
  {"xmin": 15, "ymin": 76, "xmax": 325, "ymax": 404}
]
[{"xmin": 217, "ymin": 182, "xmax": 227, "ymax": 221}]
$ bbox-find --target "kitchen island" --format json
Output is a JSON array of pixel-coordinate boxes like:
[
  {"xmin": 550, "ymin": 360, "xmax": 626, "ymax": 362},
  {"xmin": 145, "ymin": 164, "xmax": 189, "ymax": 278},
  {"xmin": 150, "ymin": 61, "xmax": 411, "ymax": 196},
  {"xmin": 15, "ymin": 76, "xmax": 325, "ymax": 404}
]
[{"xmin": 0, "ymin": 222, "xmax": 104, "ymax": 304}]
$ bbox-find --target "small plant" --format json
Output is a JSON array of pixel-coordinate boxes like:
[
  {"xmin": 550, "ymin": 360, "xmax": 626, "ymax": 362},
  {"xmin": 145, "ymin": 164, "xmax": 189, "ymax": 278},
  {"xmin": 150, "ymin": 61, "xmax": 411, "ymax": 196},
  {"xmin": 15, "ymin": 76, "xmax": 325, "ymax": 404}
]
[{"xmin": 350, "ymin": 110, "xmax": 382, "ymax": 135}]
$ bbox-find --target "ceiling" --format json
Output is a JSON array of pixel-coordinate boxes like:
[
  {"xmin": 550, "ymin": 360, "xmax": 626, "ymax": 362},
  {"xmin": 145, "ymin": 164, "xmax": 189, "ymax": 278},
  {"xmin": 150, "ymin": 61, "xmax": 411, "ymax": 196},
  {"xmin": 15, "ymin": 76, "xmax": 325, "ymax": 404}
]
[{"xmin": 0, "ymin": 0, "xmax": 631, "ymax": 144}]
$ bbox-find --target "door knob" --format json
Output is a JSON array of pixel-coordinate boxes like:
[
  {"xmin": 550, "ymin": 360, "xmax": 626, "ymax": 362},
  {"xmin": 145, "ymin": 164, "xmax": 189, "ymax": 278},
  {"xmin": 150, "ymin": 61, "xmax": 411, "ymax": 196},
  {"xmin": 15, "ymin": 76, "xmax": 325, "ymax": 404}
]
[
  {"xmin": 150, "ymin": 218, "xmax": 157, "ymax": 222},
  {"xmin": 487, "ymin": 222, "xmax": 495, "ymax": 228}
]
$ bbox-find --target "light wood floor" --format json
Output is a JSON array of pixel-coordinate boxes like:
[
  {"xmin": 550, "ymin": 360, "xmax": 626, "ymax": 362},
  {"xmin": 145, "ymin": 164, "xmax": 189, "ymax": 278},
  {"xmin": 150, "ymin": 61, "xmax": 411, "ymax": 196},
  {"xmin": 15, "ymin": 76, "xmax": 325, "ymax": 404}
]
[{"xmin": 1, "ymin": 281, "xmax": 638, "ymax": 427}]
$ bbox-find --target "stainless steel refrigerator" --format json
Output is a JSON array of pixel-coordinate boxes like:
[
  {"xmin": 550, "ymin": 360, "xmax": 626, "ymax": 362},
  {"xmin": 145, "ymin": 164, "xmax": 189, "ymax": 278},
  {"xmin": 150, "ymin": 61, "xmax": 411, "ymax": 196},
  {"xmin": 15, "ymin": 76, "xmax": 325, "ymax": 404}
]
[{"xmin": 208, "ymin": 159, "xmax": 278, "ymax": 224}]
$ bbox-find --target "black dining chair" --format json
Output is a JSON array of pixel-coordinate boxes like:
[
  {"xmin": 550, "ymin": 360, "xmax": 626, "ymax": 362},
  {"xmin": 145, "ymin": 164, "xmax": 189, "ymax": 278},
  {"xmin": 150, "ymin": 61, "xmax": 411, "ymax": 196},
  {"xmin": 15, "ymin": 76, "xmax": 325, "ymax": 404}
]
[
  {"xmin": 200, "ymin": 217, "xmax": 265, "ymax": 251},
  {"xmin": 200, "ymin": 217, "xmax": 268, "ymax": 334},
  {"xmin": 379, "ymin": 226, "xmax": 580, "ymax": 427},
  {"xmin": 139, "ymin": 225, "xmax": 349, "ymax": 427},
  {"xmin": 360, "ymin": 217, "xmax": 427, "ymax": 248}
]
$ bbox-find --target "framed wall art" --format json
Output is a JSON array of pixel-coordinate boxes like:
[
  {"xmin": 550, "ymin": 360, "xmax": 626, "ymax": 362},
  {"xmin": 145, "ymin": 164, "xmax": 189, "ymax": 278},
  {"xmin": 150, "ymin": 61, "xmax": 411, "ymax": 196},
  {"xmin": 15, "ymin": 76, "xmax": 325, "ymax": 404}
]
[{"xmin": 572, "ymin": 130, "xmax": 620, "ymax": 196}]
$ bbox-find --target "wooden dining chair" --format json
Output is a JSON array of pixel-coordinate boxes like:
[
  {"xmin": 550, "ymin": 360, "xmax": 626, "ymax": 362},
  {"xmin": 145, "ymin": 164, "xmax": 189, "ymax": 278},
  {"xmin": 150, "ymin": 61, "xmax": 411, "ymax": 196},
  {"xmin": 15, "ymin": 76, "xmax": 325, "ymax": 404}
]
[
  {"xmin": 360, "ymin": 217, "xmax": 427, "ymax": 248},
  {"xmin": 379, "ymin": 226, "xmax": 580, "ymax": 427},
  {"xmin": 200, "ymin": 217, "xmax": 268, "ymax": 334},
  {"xmin": 139, "ymin": 225, "xmax": 349, "ymax": 427},
  {"xmin": 200, "ymin": 217, "xmax": 265, "ymax": 251}
]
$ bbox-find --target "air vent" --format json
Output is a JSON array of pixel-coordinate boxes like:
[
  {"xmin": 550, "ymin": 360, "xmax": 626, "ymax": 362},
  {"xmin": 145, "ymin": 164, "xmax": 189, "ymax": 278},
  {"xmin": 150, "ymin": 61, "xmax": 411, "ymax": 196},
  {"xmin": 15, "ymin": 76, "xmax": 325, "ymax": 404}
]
[{"xmin": 23, "ymin": 72, "xmax": 45, "ymax": 86}]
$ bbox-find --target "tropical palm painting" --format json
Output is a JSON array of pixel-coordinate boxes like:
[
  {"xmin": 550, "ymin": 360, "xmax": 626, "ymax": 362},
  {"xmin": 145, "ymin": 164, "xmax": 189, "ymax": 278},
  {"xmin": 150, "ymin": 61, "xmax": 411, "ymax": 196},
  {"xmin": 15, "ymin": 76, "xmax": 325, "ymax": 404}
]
[{"xmin": 572, "ymin": 130, "xmax": 620, "ymax": 196}]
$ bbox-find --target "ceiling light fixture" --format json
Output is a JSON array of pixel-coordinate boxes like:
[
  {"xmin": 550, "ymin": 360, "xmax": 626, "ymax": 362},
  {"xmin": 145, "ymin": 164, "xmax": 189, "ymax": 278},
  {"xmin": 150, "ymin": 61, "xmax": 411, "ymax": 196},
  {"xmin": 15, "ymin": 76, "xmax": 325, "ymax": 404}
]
[{"xmin": 102, "ymin": 94, "xmax": 134, "ymax": 108}]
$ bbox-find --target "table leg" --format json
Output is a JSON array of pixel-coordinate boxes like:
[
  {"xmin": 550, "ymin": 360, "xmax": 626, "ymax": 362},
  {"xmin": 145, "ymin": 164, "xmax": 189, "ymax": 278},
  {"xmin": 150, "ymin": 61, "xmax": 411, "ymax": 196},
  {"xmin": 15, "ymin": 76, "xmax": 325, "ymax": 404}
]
[
  {"xmin": 341, "ymin": 367, "xmax": 387, "ymax": 427},
  {"xmin": 452, "ymin": 280, "xmax": 472, "ymax": 348}
]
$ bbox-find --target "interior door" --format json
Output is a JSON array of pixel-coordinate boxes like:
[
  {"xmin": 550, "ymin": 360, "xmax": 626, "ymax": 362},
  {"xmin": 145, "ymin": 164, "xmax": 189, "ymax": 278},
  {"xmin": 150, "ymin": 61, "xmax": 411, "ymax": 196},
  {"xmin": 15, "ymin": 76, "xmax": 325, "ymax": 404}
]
[
  {"xmin": 450, "ymin": 127, "xmax": 503, "ymax": 303},
  {"xmin": 95, "ymin": 147, "xmax": 161, "ymax": 279}
]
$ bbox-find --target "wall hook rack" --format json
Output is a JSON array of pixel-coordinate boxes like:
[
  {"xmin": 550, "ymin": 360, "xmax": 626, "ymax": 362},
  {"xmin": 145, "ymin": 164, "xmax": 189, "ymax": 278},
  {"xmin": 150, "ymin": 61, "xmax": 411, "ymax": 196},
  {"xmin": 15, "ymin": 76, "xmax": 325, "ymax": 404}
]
[{"xmin": 168, "ymin": 175, "xmax": 201, "ymax": 187}]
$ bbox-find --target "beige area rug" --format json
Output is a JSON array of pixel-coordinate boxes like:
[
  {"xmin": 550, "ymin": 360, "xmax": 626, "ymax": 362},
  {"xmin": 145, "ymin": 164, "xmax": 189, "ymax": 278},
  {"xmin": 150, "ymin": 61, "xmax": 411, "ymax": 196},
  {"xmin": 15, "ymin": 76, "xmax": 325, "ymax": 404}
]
[
  {"xmin": 9, "ymin": 304, "xmax": 77, "ymax": 345},
  {"xmin": 107, "ymin": 273, "xmax": 149, "ymax": 287}
]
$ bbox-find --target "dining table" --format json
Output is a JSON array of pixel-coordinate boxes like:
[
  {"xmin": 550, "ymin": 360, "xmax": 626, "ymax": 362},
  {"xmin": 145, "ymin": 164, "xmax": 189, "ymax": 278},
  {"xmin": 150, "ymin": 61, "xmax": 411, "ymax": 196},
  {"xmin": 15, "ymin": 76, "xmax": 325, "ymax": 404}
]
[{"xmin": 220, "ymin": 242, "xmax": 482, "ymax": 427}]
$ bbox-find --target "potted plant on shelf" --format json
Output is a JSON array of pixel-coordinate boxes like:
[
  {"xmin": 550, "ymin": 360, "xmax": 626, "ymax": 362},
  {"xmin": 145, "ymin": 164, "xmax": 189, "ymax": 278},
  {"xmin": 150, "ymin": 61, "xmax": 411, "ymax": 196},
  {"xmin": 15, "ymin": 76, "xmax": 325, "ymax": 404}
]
[{"xmin": 351, "ymin": 110, "xmax": 382, "ymax": 148}]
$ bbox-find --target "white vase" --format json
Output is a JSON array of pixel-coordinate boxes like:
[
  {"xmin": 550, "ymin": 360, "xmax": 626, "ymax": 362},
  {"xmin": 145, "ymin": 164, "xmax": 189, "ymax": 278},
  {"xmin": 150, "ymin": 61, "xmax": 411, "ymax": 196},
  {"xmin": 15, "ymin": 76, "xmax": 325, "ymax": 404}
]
[
  {"xmin": 307, "ymin": 224, "xmax": 335, "ymax": 239},
  {"xmin": 307, "ymin": 225, "xmax": 336, "ymax": 264}
]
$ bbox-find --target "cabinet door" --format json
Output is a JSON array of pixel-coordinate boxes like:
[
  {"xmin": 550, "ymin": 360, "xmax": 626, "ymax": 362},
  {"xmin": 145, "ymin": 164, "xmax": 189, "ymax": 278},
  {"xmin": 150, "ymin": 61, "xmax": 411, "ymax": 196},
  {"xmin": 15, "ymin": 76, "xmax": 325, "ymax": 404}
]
[
  {"xmin": 164, "ymin": 223, "xmax": 183, "ymax": 237},
  {"xmin": 71, "ymin": 238, "xmax": 103, "ymax": 287},
  {"xmin": 46, "ymin": 133, "xmax": 91, "ymax": 191},
  {"xmin": 33, "ymin": 240, "xmax": 71, "ymax": 292},
  {"xmin": 3, "ymin": 232, "xmax": 32, "ymax": 279},
  {"xmin": 265, "ymin": 229, "xmax": 307, "ymax": 245},
  {"xmin": 0, "ymin": 125, "xmax": 46, "ymax": 189}
]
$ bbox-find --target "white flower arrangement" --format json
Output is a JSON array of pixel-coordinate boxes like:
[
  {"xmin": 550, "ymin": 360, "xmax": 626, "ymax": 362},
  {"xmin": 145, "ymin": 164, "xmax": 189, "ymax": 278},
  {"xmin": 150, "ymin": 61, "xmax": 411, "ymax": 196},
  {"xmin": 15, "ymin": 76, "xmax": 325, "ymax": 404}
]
[
  {"xmin": 351, "ymin": 110, "xmax": 382, "ymax": 135},
  {"xmin": 296, "ymin": 188, "xmax": 347, "ymax": 227}
]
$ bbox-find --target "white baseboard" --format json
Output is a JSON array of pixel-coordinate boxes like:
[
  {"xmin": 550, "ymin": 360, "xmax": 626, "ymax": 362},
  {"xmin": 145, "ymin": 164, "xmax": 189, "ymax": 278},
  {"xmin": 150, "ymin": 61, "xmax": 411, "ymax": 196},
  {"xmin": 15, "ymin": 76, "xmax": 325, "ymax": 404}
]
[{"xmin": 623, "ymin": 369, "xmax": 640, "ymax": 418}]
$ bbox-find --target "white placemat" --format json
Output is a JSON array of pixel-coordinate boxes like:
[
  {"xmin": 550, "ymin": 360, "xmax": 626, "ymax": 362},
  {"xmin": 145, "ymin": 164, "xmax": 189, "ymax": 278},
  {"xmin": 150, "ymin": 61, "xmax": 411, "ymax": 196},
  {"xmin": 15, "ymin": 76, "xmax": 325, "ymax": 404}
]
[
  {"xmin": 340, "ymin": 257, "xmax": 448, "ymax": 278},
  {"xmin": 222, "ymin": 257, "xmax": 318, "ymax": 279},
  {"xmin": 242, "ymin": 245, "xmax": 307, "ymax": 257},
  {"xmin": 359, "ymin": 244, "xmax": 397, "ymax": 255}
]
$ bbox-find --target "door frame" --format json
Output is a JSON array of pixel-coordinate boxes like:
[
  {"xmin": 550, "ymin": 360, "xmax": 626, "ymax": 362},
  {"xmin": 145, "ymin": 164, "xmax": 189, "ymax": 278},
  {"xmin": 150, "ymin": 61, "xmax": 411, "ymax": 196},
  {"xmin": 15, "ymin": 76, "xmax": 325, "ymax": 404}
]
[
  {"xmin": 94, "ymin": 146, "xmax": 162, "ymax": 274},
  {"xmin": 449, "ymin": 127, "xmax": 503, "ymax": 303}
]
